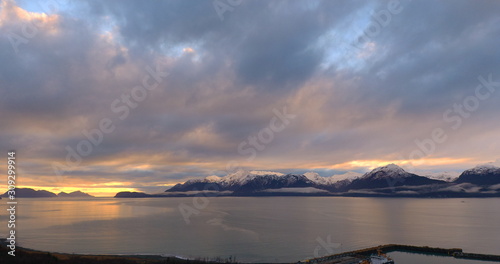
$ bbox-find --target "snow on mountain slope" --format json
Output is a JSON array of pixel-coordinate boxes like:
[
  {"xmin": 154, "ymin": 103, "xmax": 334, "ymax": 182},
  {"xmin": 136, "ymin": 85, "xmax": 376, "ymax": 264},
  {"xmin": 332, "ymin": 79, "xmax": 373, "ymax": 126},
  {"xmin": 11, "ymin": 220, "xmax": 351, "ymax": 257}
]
[
  {"xmin": 362, "ymin": 164, "xmax": 412, "ymax": 180},
  {"xmin": 205, "ymin": 175, "xmax": 223, "ymax": 182},
  {"xmin": 346, "ymin": 164, "xmax": 447, "ymax": 190},
  {"xmin": 467, "ymin": 163, "xmax": 500, "ymax": 174},
  {"xmin": 304, "ymin": 172, "xmax": 327, "ymax": 184},
  {"xmin": 422, "ymin": 171, "xmax": 460, "ymax": 182},
  {"xmin": 304, "ymin": 171, "xmax": 362, "ymax": 185},
  {"xmin": 330, "ymin": 171, "xmax": 363, "ymax": 183},
  {"xmin": 220, "ymin": 170, "xmax": 285, "ymax": 186},
  {"xmin": 455, "ymin": 163, "xmax": 500, "ymax": 185}
]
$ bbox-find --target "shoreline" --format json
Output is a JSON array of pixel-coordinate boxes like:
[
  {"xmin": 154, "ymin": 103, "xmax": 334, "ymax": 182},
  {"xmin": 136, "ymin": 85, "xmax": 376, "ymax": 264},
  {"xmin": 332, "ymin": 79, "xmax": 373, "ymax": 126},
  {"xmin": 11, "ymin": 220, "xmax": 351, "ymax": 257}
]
[
  {"xmin": 0, "ymin": 242, "xmax": 239, "ymax": 264},
  {"xmin": 114, "ymin": 191, "xmax": 500, "ymax": 198}
]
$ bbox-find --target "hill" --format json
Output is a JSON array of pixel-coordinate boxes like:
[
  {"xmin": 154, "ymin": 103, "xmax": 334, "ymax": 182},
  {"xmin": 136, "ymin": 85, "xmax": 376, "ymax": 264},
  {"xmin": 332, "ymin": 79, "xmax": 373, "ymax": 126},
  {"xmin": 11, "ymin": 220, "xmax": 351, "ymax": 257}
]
[
  {"xmin": 454, "ymin": 164, "xmax": 500, "ymax": 185},
  {"xmin": 58, "ymin": 191, "xmax": 94, "ymax": 197},
  {"xmin": 1, "ymin": 188, "xmax": 57, "ymax": 198}
]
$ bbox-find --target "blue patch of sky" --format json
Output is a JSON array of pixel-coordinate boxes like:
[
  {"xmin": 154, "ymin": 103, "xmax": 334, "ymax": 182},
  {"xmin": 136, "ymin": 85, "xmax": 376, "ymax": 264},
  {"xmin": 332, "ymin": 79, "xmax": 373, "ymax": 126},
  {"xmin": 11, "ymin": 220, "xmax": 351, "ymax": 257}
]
[{"xmin": 316, "ymin": 2, "xmax": 380, "ymax": 72}]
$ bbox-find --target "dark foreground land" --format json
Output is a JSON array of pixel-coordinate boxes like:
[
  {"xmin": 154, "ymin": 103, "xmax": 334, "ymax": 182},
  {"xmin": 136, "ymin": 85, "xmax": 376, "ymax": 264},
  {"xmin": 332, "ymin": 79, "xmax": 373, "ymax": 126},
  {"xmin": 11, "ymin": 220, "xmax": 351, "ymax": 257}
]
[
  {"xmin": 3, "ymin": 243, "xmax": 500, "ymax": 264},
  {"xmin": 0, "ymin": 244, "xmax": 237, "ymax": 264}
]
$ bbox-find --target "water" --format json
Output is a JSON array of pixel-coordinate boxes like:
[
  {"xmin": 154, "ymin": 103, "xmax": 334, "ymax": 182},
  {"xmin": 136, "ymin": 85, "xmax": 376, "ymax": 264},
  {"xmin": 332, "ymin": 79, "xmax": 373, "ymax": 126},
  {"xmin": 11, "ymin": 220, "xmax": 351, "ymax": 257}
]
[
  {"xmin": 389, "ymin": 251, "xmax": 498, "ymax": 264},
  {"xmin": 1, "ymin": 197, "xmax": 499, "ymax": 263}
]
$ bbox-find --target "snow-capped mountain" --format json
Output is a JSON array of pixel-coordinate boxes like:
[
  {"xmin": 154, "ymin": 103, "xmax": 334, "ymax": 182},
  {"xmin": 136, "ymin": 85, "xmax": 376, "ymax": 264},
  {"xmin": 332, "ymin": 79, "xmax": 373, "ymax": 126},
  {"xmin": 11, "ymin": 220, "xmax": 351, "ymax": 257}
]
[
  {"xmin": 362, "ymin": 164, "xmax": 411, "ymax": 179},
  {"xmin": 303, "ymin": 171, "xmax": 362, "ymax": 185},
  {"xmin": 455, "ymin": 164, "xmax": 500, "ymax": 185},
  {"xmin": 303, "ymin": 172, "xmax": 327, "ymax": 184},
  {"xmin": 166, "ymin": 165, "xmax": 445, "ymax": 194},
  {"xmin": 167, "ymin": 170, "xmax": 314, "ymax": 193},
  {"xmin": 302, "ymin": 171, "xmax": 363, "ymax": 191},
  {"xmin": 167, "ymin": 169, "xmax": 364, "ymax": 193},
  {"xmin": 347, "ymin": 164, "xmax": 446, "ymax": 190},
  {"xmin": 162, "ymin": 163, "xmax": 500, "ymax": 197}
]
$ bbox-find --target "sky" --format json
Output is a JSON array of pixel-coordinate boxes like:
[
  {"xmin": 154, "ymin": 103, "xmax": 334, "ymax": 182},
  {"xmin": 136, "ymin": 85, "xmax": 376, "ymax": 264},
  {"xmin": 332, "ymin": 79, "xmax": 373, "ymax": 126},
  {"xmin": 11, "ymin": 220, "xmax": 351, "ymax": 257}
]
[{"xmin": 1, "ymin": 0, "xmax": 500, "ymax": 197}]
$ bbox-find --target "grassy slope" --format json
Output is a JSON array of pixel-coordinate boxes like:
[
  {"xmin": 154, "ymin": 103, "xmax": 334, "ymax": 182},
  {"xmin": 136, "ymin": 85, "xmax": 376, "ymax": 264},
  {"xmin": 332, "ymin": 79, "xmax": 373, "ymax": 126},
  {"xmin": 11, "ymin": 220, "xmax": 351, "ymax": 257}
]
[{"xmin": 0, "ymin": 245, "xmax": 236, "ymax": 264}]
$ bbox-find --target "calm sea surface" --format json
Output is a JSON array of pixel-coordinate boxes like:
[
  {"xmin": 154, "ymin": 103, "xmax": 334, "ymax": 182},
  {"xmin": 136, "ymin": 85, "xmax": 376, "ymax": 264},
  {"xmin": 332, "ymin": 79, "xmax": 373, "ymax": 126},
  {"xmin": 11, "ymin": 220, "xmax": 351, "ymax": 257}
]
[{"xmin": 1, "ymin": 197, "xmax": 499, "ymax": 263}]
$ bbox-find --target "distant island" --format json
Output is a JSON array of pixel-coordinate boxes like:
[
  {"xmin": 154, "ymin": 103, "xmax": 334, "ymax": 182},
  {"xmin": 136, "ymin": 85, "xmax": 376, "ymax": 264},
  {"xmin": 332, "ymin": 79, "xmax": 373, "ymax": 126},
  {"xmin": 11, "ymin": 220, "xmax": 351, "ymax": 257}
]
[
  {"xmin": 0, "ymin": 188, "xmax": 94, "ymax": 198},
  {"xmin": 57, "ymin": 190, "xmax": 94, "ymax": 198},
  {"xmin": 115, "ymin": 163, "xmax": 500, "ymax": 198}
]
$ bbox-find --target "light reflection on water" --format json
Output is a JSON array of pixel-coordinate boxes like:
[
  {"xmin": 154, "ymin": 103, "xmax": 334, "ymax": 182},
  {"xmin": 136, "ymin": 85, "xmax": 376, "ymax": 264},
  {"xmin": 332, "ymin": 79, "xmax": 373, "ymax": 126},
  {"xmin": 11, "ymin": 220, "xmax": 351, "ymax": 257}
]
[{"xmin": 1, "ymin": 197, "xmax": 499, "ymax": 263}]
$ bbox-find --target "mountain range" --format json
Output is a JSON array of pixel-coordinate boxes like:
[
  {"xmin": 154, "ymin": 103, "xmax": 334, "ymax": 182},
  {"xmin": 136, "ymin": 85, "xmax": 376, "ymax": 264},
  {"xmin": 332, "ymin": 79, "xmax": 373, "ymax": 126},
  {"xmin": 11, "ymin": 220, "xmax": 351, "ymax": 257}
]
[
  {"xmin": 0, "ymin": 188, "xmax": 94, "ymax": 198},
  {"xmin": 114, "ymin": 163, "xmax": 500, "ymax": 198}
]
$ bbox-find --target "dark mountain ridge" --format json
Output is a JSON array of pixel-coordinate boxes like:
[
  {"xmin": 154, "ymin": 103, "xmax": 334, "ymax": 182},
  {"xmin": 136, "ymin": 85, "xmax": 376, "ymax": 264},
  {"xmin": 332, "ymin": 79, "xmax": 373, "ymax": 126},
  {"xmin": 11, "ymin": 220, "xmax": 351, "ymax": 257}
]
[
  {"xmin": 1, "ymin": 188, "xmax": 93, "ymax": 198},
  {"xmin": 454, "ymin": 165, "xmax": 500, "ymax": 185},
  {"xmin": 347, "ymin": 164, "xmax": 446, "ymax": 190},
  {"xmin": 158, "ymin": 163, "xmax": 500, "ymax": 198}
]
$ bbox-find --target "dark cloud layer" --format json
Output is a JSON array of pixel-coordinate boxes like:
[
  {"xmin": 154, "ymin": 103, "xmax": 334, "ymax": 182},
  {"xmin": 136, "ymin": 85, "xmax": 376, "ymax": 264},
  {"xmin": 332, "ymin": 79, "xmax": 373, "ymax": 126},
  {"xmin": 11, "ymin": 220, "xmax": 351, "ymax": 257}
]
[{"xmin": 1, "ymin": 0, "xmax": 500, "ymax": 195}]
